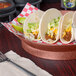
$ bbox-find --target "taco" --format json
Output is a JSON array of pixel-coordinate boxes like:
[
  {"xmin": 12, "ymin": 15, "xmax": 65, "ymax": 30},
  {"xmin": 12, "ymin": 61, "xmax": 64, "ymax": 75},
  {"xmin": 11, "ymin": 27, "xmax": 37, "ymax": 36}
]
[
  {"xmin": 23, "ymin": 10, "xmax": 44, "ymax": 40},
  {"xmin": 60, "ymin": 12, "xmax": 74, "ymax": 44},
  {"xmin": 39, "ymin": 8, "xmax": 62, "ymax": 44}
]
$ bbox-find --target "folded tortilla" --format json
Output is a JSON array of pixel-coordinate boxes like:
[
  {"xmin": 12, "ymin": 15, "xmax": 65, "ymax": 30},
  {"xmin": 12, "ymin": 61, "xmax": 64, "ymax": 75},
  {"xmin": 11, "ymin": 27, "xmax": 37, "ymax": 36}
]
[
  {"xmin": 60, "ymin": 12, "xmax": 74, "ymax": 44},
  {"xmin": 73, "ymin": 11, "xmax": 76, "ymax": 27},
  {"xmin": 72, "ymin": 11, "xmax": 76, "ymax": 41},
  {"xmin": 39, "ymin": 8, "xmax": 62, "ymax": 44},
  {"xmin": 23, "ymin": 10, "xmax": 44, "ymax": 40}
]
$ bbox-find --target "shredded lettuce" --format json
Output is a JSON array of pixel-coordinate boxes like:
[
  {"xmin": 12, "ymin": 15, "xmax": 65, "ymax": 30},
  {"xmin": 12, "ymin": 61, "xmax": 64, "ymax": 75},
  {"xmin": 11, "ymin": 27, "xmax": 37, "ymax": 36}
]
[{"xmin": 27, "ymin": 22, "xmax": 39, "ymax": 33}]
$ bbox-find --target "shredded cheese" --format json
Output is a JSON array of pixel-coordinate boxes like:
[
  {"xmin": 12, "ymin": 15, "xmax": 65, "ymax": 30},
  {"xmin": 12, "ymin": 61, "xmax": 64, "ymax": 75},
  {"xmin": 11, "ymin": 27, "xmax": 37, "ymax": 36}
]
[
  {"xmin": 53, "ymin": 29, "xmax": 58, "ymax": 34},
  {"xmin": 32, "ymin": 31, "xmax": 38, "ymax": 35}
]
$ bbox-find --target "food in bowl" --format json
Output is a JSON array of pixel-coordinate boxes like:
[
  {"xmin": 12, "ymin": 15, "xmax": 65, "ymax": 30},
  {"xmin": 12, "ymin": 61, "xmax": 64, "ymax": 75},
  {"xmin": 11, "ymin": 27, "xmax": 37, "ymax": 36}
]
[{"xmin": 0, "ymin": 2, "xmax": 11, "ymax": 9}]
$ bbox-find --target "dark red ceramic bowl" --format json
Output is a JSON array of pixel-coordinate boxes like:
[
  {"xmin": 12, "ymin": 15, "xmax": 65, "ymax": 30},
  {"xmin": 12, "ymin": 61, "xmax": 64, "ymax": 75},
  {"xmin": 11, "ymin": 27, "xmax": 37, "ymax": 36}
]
[{"xmin": 16, "ymin": 10, "xmax": 76, "ymax": 60}]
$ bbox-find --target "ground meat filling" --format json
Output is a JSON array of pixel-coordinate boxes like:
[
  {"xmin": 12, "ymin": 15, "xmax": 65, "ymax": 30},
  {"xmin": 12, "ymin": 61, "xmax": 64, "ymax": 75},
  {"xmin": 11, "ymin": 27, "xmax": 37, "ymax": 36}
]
[
  {"xmin": 63, "ymin": 31, "xmax": 71, "ymax": 41},
  {"xmin": 45, "ymin": 33, "xmax": 56, "ymax": 40},
  {"xmin": 32, "ymin": 33, "xmax": 38, "ymax": 39},
  {"xmin": 34, "ymin": 34, "xmax": 38, "ymax": 39}
]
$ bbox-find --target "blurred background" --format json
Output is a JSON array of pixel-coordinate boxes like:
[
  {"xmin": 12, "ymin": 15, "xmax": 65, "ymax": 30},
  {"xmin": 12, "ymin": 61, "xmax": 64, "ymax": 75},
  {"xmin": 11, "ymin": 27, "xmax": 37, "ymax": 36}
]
[
  {"xmin": 42, "ymin": 0, "xmax": 60, "ymax": 3},
  {"xmin": 41, "ymin": 0, "xmax": 61, "ymax": 10},
  {"xmin": 0, "ymin": 0, "xmax": 76, "ymax": 24},
  {"xmin": 0, "ymin": 0, "xmax": 61, "ymax": 22}
]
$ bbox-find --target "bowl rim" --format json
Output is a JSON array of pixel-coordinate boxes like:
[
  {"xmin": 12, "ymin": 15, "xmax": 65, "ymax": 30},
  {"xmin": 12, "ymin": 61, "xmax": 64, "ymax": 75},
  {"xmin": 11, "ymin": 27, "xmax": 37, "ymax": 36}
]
[{"xmin": 0, "ymin": 0, "xmax": 15, "ymax": 14}]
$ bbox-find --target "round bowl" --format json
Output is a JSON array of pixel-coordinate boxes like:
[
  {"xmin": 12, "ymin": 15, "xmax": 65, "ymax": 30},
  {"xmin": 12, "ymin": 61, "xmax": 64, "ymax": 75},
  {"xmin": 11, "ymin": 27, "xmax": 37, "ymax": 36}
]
[
  {"xmin": 16, "ymin": 10, "xmax": 76, "ymax": 60},
  {"xmin": 0, "ymin": 0, "xmax": 15, "ymax": 14}
]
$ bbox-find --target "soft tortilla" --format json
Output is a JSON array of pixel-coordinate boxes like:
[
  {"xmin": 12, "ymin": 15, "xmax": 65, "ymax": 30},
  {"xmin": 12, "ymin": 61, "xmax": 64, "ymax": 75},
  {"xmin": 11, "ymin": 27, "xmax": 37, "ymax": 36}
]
[
  {"xmin": 39, "ymin": 8, "xmax": 62, "ymax": 44},
  {"xmin": 60, "ymin": 12, "xmax": 74, "ymax": 44},
  {"xmin": 72, "ymin": 11, "xmax": 76, "ymax": 41},
  {"xmin": 23, "ymin": 10, "xmax": 44, "ymax": 40},
  {"xmin": 73, "ymin": 11, "xmax": 76, "ymax": 27}
]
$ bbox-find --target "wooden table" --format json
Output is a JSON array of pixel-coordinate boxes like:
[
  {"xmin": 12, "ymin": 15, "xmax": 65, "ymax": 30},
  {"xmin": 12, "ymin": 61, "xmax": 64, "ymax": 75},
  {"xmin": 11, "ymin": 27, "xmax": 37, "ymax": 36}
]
[
  {"xmin": 0, "ymin": 3, "xmax": 76, "ymax": 76},
  {"xmin": 0, "ymin": 23, "xmax": 76, "ymax": 76}
]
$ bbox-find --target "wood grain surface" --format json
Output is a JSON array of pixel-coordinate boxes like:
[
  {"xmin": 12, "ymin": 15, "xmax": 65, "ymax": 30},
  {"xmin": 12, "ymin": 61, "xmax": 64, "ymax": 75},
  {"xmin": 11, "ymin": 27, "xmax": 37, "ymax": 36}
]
[{"xmin": 0, "ymin": 25, "xmax": 76, "ymax": 76}]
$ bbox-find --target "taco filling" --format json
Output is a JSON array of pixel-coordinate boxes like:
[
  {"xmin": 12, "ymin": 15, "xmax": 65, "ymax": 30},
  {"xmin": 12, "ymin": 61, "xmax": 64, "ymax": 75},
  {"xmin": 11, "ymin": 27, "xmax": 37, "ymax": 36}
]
[
  {"xmin": 25, "ymin": 22, "xmax": 40, "ymax": 39},
  {"xmin": 62, "ymin": 24, "xmax": 72, "ymax": 41},
  {"xmin": 45, "ymin": 17, "xmax": 60, "ymax": 41}
]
